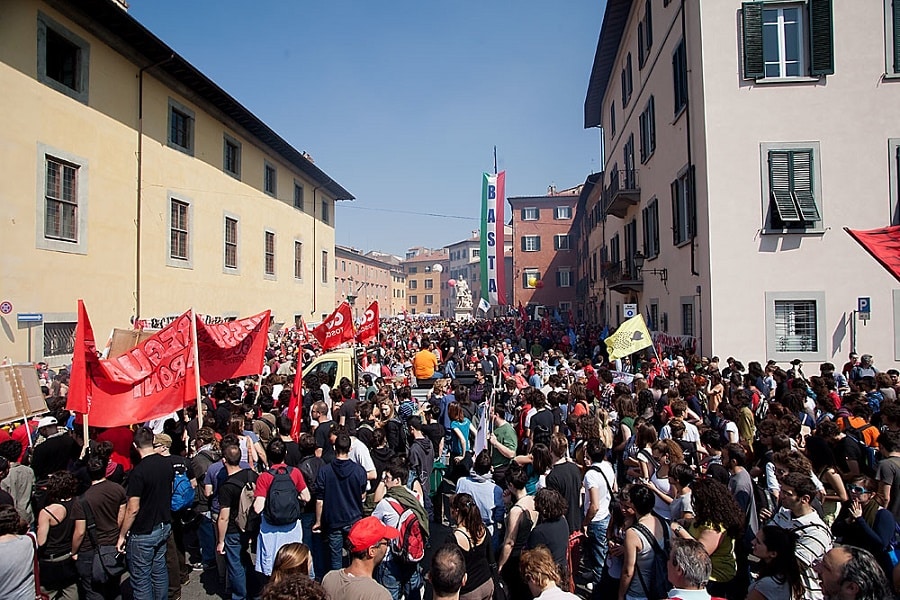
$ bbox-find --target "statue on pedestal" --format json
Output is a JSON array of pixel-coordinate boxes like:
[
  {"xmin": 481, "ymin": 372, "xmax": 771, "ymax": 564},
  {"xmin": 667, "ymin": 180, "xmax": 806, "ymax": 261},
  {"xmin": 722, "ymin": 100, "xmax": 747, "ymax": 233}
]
[{"xmin": 455, "ymin": 278, "xmax": 473, "ymax": 310}]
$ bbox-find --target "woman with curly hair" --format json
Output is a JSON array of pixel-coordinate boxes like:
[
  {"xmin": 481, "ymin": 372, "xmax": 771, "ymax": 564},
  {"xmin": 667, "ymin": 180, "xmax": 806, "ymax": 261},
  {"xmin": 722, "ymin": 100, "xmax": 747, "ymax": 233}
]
[
  {"xmin": 519, "ymin": 545, "xmax": 580, "ymax": 599},
  {"xmin": 526, "ymin": 488, "xmax": 571, "ymax": 580},
  {"xmin": 670, "ymin": 477, "xmax": 743, "ymax": 599},
  {"xmin": 37, "ymin": 470, "xmax": 80, "ymax": 599},
  {"xmin": 747, "ymin": 525, "xmax": 805, "ymax": 600}
]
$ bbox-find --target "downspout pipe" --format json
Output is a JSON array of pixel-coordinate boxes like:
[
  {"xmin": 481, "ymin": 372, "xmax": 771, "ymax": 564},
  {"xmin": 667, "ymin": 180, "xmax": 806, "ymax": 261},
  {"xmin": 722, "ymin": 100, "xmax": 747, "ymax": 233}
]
[
  {"xmin": 310, "ymin": 176, "xmax": 334, "ymax": 317},
  {"xmin": 136, "ymin": 54, "xmax": 174, "ymax": 322},
  {"xmin": 681, "ymin": 0, "xmax": 699, "ymax": 278}
]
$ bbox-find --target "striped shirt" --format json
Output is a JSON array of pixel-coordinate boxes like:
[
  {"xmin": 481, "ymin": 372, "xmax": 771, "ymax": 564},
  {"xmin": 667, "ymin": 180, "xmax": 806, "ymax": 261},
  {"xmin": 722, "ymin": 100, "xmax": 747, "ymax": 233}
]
[{"xmin": 769, "ymin": 508, "xmax": 833, "ymax": 600}]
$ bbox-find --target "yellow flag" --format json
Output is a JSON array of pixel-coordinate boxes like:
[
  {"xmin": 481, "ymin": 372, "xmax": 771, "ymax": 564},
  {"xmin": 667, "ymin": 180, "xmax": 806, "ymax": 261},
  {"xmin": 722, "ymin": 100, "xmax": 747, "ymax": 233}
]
[{"xmin": 604, "ymin": 314, "xmax": 653, "ymax": 361}]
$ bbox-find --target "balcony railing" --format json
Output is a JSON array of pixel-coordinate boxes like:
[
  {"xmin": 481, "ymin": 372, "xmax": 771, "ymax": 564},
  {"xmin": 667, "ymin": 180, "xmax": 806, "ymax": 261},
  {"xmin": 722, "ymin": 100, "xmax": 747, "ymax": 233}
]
[
  {"xmin": 604, "ymin": 169, "xmax": 640, "ymax": 218},
  {"xmin": 602, "ymin": 259, "xmax": 643, "ymax": 293}
]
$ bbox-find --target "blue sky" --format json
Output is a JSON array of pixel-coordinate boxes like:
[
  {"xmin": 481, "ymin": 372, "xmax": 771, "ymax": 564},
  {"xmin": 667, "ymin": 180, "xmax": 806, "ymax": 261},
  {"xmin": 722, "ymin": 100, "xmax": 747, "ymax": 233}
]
[{"xmin": 129, "ymin": 1, "xmax": 605, "ymax": 256}]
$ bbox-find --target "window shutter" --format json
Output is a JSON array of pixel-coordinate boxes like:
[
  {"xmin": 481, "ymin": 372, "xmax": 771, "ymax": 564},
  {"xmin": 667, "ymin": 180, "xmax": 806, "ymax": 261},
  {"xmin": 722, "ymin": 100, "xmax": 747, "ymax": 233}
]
[
  {"xmin": 638, "ymin": 23, "xmax": 645, "ymax": 67},
  {"xmin": 556, "ymin": 271, "xmax": 562, "ymax": 287},
  {"xmin": 769, "ymin": 151, "xmax": 802, "ymax": 222},
  {"xmin": 521, "ymin": 208, "xmax": 527, "ymax": 221},
  {"xmin": 671, "ymin": 180, "xmax": 681, "ymax": 244},
  {"xmin": 893, "ymin": 0, "xmax": 900, "ymax": 73},
  {"xmin": 791, "ymin": 151, "xmax": 820, "ymax": 221},
  {"xmin": 649, "ymin": 96, "xmax": 656, "ymax": 151},
  {"xmin": 554, "ymin": 235, "xmax": 559, "ymax": 250},
  {"xmin": 535, "ymin": 236, "xmax": 541, "ymax": 251},
  {"xmin": 645, "ymin": 0, "xmax": 653, "ymax": 47},
  {"xmin": 808, "ymin": 0, "xmax": 835, "ymax": 76},
  {"xmin": 688, "ymin": 165, "xmax": 696, "ymax": 238},
  {"xmin": 741, "ymin": 2, "xmax": 765, "ymax": 79},
  {"xmin": 621, "ymin": 69, "xmax": 628, "ymax": 106},
  {"xmin": 521, "ymin": 236, "xmax": 527, "ymax": 251}
]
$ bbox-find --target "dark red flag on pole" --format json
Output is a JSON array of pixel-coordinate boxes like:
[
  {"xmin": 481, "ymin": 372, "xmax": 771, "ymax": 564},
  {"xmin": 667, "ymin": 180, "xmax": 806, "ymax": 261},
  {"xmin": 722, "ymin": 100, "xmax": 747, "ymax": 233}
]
[
  {"xmin": 312, "ymin": 302, "xmax": 355, "ymax": 350},
  {"xmin": 845, "ymin": 226, "xmax": 900, "ymax": 283},
  {"xmin": 287, "ymin": 354, "xmax": 302, "ymax": 441}
]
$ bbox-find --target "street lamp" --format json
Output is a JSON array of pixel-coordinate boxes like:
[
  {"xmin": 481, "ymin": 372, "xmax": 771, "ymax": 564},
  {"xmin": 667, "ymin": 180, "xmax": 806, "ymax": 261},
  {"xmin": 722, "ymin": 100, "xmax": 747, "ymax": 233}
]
[{"xmin": 633, "ymin": 250, "xmax": 667, "ymax": 284}]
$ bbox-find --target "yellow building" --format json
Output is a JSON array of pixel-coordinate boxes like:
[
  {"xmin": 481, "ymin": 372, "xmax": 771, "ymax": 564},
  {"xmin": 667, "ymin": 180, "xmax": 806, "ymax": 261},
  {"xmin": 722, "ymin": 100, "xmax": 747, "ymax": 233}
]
[{"xmin": 0, "ymin": 0, "xmax": 353, "ymax": 366}]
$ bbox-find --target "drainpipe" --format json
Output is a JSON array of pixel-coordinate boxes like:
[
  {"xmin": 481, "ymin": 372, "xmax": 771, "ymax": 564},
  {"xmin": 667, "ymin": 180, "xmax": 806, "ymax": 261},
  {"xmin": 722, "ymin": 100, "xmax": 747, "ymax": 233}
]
[
  {"xmin": 681, "ymin": 0, "xmax": 699, "ymax": 279},
  {"xmin": 310, "ymin": 176, "xmax": 334, "ymax": 316},
  {"xmin": 135, "ymin": 55, "xmax": 174, "ymax": 322}
]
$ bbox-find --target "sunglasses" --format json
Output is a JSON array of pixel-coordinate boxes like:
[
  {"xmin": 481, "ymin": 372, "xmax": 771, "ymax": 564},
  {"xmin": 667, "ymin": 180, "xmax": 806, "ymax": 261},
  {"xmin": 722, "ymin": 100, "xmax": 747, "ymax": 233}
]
[{"xmin": 847, "ymin": 485, "xmax": 868, "ymax": 494}]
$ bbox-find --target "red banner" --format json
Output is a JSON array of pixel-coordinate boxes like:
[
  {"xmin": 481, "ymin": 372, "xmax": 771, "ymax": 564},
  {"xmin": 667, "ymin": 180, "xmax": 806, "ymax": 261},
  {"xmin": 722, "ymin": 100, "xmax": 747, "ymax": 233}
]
[
  {"xmin": 312, "ymin": 302, "xmax": 355, "ymax": 351},
  {"xmin": 356, "ymin": 301, "xmax": 379, "ymax": 345},
  {"xmin": 845, "ymin": 226, "xmax": 900, "ymax": 284},
  {"xmin": 196, "ymin": 310, "xmax": 271, "ymax": 385},
  {"xmin": 68, "ymin": 301, "xmax": 198, "ymax": 428}
]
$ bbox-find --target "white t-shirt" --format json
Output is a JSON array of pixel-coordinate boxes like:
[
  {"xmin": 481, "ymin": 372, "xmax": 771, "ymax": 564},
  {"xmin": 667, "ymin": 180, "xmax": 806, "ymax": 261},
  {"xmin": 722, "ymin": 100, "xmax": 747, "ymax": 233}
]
[
  {"xmin": 583, "ymin": 462, "xmax": 616, "ymax": 522},
  {"xmin": 659, "ymin": 421, "xmax": 700, "ymax": 443},
  {"xmin": 349, "ymin": 436, "xmax": 376, "ymax": 475}
]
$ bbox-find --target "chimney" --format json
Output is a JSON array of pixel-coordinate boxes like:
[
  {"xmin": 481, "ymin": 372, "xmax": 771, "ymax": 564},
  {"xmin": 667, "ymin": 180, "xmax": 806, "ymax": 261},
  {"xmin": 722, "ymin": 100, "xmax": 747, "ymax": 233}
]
[{"xmin": 111, "ymin": 0, "xmax": 129, "ymax": 10}]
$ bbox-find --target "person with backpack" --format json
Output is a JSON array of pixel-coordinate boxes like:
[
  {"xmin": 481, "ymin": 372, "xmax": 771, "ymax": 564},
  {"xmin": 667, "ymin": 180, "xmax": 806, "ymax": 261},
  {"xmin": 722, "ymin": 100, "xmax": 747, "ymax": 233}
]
[
  {"xmin": 618, "ymin": 483, "xmax": 670, "ymax": 600},
  {"xmin": 296, "ymin": 433, "xmax": 325, "ymax": 580},
  {"xmin": 252, "ymin": 439, "xmax": 310, "ymax": 581},
  {"xmin": 372, "ymin": 460, "xmax": 429, "ymax": 600},
  {"xmin": 153, "ymin": 433, "xmax": 194, "ymax": 600},
  {"xmin": 217, "ymin": 443, "xmax": 259, "ymax": 600}
]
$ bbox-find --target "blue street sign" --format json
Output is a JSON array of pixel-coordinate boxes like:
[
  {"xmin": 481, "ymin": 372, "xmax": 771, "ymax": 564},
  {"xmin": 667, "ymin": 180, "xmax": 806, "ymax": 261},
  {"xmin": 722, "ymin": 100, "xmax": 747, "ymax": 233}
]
[
  {"xmin": 17, "ymin": 313, "xmax": 43, "ymax": 323},
  {"xmin": 858, "ymin": 297, "xmax": 871, "ymax": 313}
]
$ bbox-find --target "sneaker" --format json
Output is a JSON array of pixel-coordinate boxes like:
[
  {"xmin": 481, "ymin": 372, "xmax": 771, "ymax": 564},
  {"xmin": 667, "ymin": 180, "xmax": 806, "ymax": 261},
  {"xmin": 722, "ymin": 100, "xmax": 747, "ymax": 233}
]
[{"xmin": 191, "ymin": 562, "xmax": 205, "ymax": 572}]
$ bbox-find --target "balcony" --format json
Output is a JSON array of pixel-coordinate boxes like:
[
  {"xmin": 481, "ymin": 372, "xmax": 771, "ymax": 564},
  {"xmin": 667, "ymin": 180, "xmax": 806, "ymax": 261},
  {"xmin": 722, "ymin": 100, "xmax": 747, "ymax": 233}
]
[
  {"xmin": 603, "ymin": 259, "xmax": 643, "ymax": 294},
  {"xmin": 604, "ymin": 169, "xmax": 640, "ymax": 218}
]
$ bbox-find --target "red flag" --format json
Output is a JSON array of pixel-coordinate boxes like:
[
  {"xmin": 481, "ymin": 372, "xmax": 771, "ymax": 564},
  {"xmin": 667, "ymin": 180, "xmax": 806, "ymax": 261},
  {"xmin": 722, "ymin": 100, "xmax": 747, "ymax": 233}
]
[
  {"xmin": 195, "ymin": 311, "xmax": 271, "ymax": 385},
  {"xmin": 356, "ymin": 301, "xmax": 380, "ymax": 345},
  {"xmin": 845, "ymin": 226, "xmax": 900, "ymax": 284},
  {"xmin": 287, "ymin": 355, "xmax": 302, "ymax": 442},
  {"xmin": 518, "ymin": 302, "xmax": 527, "ymax": 321},
  {"xmin": 68, "ymin": 301, "xmax": 197, "ymax": 428},
  {"xmin": 312, "ymin": 302, "xmax": 355, "ymax": 350}
]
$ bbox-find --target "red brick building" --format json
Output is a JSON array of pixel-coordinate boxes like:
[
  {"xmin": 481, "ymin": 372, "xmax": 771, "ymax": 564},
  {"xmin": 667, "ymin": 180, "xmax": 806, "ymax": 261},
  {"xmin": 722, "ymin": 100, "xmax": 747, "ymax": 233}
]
[{"xmin": 509, "ymin": 187, "xmax": 580, "ymax": 314}]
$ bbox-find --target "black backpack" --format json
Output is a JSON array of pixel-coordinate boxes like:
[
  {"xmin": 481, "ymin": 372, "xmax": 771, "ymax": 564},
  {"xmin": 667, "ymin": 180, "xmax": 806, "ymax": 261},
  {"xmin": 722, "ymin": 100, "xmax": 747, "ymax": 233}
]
[
  {"xmin": 631, "ymin": 520, "xmax": 672, "ymax": 600},
  {"xmin": 263, "ymin": 466, "xmax": 302, "ymax": 526},
  {"xmin": 531, "ymin": 409, "xmax": 553, "ymax": 447}
]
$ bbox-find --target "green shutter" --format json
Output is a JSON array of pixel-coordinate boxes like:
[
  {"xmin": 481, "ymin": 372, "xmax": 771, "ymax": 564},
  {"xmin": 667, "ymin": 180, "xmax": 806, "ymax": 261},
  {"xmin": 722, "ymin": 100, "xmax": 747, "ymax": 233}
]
[
  {"xmin": 638, "ymin": 23, "xmax": 645, "ymax": 68},
  {"xmin": 688, "ymin": 166, "xmax": 697, "ymax": 238},
  {"xmin": 521, "ymin": 236, "xmax": 527, "ymax": 251},
  {"xmin": 791, "ymin": 150, "xmax": 820, "ymax": 221},
  {"xmin": 535, "ymin": 236, "xmax": 541, "ymax": 251},
  {"xmin": 894, "ymin": 0, "xmax": 900, "ymax": 73},
  {"xmin": 521, "ymin": 208, "xmax": 526, "ymax": 221},
  {"xmin": 645, "ymin": 0, "xmax": 653, "ymax": 47},
  {"xmin": 649, "ymin": 96, "xmax": 656, "ymax": 151},
  {"xmin": 808, "ymin": 0, "xmax": 835, "ymax": 76},
  {"xmin": 742, "ymin": 2, "xmax": 765, "ymax": 79},
  {"xmin": 556, "ymin": 271, "xmax": 562, "ymax": 287},
  {"xmin": 769, "ymin": 151, "xmax": 802, "ymax": 222}
]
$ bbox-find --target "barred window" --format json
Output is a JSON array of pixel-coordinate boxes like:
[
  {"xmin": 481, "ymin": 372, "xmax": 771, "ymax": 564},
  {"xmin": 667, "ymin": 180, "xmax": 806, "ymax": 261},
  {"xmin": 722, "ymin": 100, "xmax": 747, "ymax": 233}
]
[
  {"xmin": 774, "ymin": 300, "xmax": 818, "ymax": 352},
  {"xmin": 224, "ymin": 217, "xmax": 238, "ymax": 269},
  {"xmin": 44, "ymin": 322, "xmax": 75, "ymax": 357},
  {"xmin": 265, "ymin": 231, "xmax": 275, "ymax": 276}
]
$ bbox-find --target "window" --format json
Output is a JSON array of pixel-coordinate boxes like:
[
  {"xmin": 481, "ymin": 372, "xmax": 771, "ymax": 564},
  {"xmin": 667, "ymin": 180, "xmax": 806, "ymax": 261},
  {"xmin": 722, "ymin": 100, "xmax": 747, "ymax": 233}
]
[
  {"xmin": 591, "ymin": 252, "xmax": 598, "ymax": 281},
  {"xmin": 291, "ymin": 182, "xmax": 304, "ymax": 212},
  {"xmin": 294, "ymin": 241, "xmax": 303, "ymax": 279},
  {"xmin": 522, "ymin": 207, "xmax": 539, "ymax": 221},
  {"xmin": 556, "ymin": 269, "xmax": 573, "ymax": 288},
  {"xmin": 425, "ymin": 295, "xmax": 434, "ymax": 305},
  {"xmin": 559, "ymin": 302, "xmax": 572, "ymax": 312},
  {"xmin": 168, "ymin": 99, "xmax": 194, "ymax": 155},
  {"xmin": 774, "ymin": 300, "xmax": 818, "ymax": 351},
  {"xmin": 610, "ymin": 103, "xmax": 617, "ymax": 138},
  {"xmin": 522, "ymin": 235, "xmax": 541, "ymax": 252},
  {"xmin": 623, "ymin": 135, "xmax": 636, "ymax": 188},
  {"xmin": 44, "ymin": 322, "xmax": 76, "ymax": 358},
  {"xmin": 425, "ymin": 279, "xmax": 434, "ymax": 289},
  {"xmin": 642, "ymin": 199, "xmax": 660, "ymax": 259},
  {"xmin": 44, "ymin": 157, "xmax": 78, "ymax": 242},
  {"xmin": 523, "ymin": 269, "xmax": 541, "ymax": 289},
  {"xmin": 673, "ymin": 39, "xmax": 688, "ymax": 114},
  {"xmin": 887, "ymin": 0, "xmax": 900, "ymax": 74},
  {"xmin": 264, "ymin": 163, "xmax": 277, "ymax": 196},
  {"xmin": 554, "ymin": 234, "xmax": 571, "ymax": 250},
  {"xmin": 555, "ymin": 206, "xmax": 572, "ymax": 219},
  {"xmin": 639, "ymin": 97, "xmax": 656, "ymax": 163},
  {"xmin": 610, "ymin": 233, "xmax": 621, "ymax": 266},
  {"xmin": 409, "ymin": 295, "xmax": 418, "ymax": 305},
  {"xmin": 223, "ymin": 135, "xmax": 241, "ymax": 178},
  {"xmin": 409, "ymin": 280, "xmax": 418, "ymax": 290},
  {"xmin": 890, "ymin": 139, "xmax": 900, "ymax": 225},
  {"xmin": 265, "ymin": 231, "xmax": 275, "ymax": 277},
  {"xmin": 472, "ymin": 248, "xmax": 480, "ymax": 258},
  {"xmin": 638, "ymin": 0, "xmax": 653, "ymax": 68},
  {"xmin": 625, "ymin": 219, "xmax": 638, "ymax": 275},
  {"xmin": 169, "ymin": 199, "xmax": 190, "ymax": 262},
  {"xmin": 649, "ymin": 303, "xmax": 660, "ymax": 331},
  {"xmin": 408, "ymin": 266, "xmax": 418, "ymax": 274},
  {"xmin": 224, "ymin": 216, "xmax": 239, "ymax": 270},
  {"xmin": 321, "ymin": 250, "xmax": 329, "ymax": 283},
  {"xmin": 741, "ymin": 1, "xmax": 834, "ymax": 79},
  {"xmin": 761, "ymin": 143, "xmax": 823, "ymax": 232},
  {"xmin": 671, "ymin": 167, "xmax": 695, "ymax": 245},
  {"xmin": 621, "ymin": 53, "xmax": 633, "ymax": 107},
  {"xmin": 682, "ymin": 302, "xmax": 694, "ymax": 336},
  {"xmin": 321, "ymin": 200, "xmax": 330, "ymax": 224},
  {"xmin": 37, "ymin": 13, "xmax": 89, "ymax": 103}
]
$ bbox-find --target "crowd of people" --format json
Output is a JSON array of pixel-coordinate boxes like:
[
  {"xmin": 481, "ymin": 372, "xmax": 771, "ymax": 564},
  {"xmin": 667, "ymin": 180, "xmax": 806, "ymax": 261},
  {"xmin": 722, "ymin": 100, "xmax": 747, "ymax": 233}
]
[{"xmin": 1, "ymin": 315, "xmax": 899, "ymax": 600}]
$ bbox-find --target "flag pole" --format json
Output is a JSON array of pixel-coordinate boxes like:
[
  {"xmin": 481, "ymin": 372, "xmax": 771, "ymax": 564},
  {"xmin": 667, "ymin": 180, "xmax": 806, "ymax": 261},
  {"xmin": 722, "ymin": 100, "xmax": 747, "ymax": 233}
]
[
  {"xmin": 81, "ymin": 414, "xmax": 90, "ymax": 459},
  {"xmin": 192, "ymin": 309, "xmax": 204, "ymax": 430}
]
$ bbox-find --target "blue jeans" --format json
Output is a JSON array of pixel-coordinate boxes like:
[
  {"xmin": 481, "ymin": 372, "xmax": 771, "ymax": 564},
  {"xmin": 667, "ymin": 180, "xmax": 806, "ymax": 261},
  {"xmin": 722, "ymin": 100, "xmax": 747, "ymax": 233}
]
[
  {"xmin": 376, "ymin": 558, "xmax": 423, "ymax": 600},
  {"xmin": 126, "ymin": 522, "xmax": 170, "ymax": 600},
  {"xmin": 586, "ymin": 516, "xmax": 610, "ymax": 583},
  {"xmin": 198, "ymin": 512, "xmax": 216, "ymax": 565},
  {"xmin": 224, "ymin": 531, "xmax": 253, "ymax": 600},
  {"xmin": 300, "ymin": 513, "xmax": 324, "ymax": 580},
  {"xmin": 327, "ymin": 525, "xmax": 351, "ymax": 572}
]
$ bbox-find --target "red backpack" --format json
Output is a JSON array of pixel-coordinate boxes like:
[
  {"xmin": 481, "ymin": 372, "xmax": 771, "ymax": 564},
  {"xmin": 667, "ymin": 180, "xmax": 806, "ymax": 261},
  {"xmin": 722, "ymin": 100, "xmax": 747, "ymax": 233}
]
[{"xmin": 385, "ymin": 498, "xmax": 427, "ymax": 563}]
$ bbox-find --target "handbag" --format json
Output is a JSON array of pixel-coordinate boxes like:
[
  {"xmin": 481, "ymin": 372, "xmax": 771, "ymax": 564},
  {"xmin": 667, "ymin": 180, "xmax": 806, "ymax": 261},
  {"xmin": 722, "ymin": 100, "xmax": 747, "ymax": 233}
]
[
  {"xmin": 79, "ymin": 498, "xmax": 126, "ymax": 583},
  {"xmin": 30, "ymin": 535, "xmax": 49, "ymax": 600}
]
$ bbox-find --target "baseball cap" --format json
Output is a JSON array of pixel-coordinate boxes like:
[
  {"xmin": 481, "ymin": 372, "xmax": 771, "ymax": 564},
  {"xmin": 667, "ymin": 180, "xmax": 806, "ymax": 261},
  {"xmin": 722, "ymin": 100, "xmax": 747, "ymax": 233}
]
[
  {"xmin": 347, "ymin": 516, "xmax": 399, "ymax": 552},
  {"xmin": 37, "ymin": 416, "xmax": 57, "ymax": 429}
]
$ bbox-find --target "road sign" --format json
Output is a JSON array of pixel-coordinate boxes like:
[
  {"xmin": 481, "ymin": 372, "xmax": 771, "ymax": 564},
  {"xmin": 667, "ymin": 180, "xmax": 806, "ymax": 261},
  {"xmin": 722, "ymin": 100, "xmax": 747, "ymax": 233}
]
[
  {"xmin": 623, "ymin": 303, "xmax": 638, "ymax": 319},
  {"xmin": 0, "ymin": 301, "xmax": 11, "ymax": 315},
  {"xmin": 16, "ymin": 313, "xmax": 43, "ymax": 323},
  {"xmin": 858, "ymin": 297, "xmax": 871, "ymax": 320}
]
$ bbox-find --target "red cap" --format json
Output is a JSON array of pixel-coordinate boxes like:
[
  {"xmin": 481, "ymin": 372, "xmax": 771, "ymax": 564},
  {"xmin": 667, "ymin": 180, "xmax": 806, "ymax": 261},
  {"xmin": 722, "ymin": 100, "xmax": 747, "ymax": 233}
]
[{"xmin": 347, "ymin": 516, "xmax": 399, "ymax": 552}]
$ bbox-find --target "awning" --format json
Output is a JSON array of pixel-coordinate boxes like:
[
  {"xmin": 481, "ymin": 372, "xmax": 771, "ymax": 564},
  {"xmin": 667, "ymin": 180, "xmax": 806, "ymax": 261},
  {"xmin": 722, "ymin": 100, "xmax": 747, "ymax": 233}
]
[{"xmin": 845, "ymin": 226, "xmax": 900, "ymax": 284}]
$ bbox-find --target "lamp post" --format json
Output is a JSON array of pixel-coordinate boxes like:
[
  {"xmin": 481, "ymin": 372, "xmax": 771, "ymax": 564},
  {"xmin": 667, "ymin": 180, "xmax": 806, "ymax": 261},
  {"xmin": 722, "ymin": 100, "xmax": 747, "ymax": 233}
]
[{"xmin": 633, "ymin": 250, "xmax": 667, "ymax": 284}]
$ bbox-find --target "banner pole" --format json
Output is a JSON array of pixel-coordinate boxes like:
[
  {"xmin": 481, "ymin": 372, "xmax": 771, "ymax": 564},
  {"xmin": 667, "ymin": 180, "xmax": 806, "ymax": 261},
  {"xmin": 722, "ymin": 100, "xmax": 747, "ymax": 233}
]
[
  {"xmin": 192, "ymin": 309, "xmax": 204, "ymax": 430},
  {"xmin": 81, "ymin": 413, "xmax": 90, "ymax": 459}
]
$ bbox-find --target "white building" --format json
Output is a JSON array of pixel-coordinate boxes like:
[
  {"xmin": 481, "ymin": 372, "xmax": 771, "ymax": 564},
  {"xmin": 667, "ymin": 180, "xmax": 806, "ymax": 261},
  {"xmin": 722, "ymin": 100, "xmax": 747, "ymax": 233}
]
[{"xmin": 583, "ymin": 0, "xmax": 900, "ymax": 366}]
